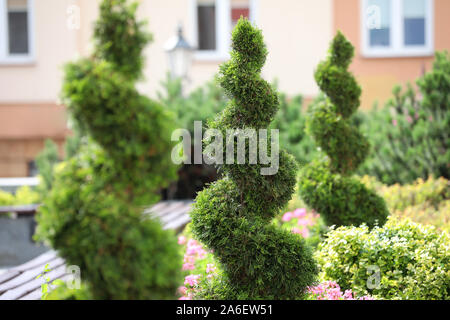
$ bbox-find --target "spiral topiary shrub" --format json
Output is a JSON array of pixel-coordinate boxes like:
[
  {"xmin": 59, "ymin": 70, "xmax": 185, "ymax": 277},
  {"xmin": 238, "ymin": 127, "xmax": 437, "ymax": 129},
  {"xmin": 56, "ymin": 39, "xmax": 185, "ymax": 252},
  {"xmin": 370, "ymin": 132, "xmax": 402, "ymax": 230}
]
[
  {"xmin": 190, "ymin": 19, "xmax": 318, "ymax": 300},
  {"xmin": 298, "ymin": 32, "xmax": 389, "ymax": 228},
  {"xmin": 35, "ymin": 0, "xmax": 181, "ymax": 299}
]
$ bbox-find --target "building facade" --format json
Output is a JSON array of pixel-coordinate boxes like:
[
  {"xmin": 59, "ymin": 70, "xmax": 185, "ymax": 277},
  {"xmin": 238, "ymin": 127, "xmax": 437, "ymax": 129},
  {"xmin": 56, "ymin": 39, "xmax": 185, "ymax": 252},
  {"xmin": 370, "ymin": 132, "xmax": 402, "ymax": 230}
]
[{"xmin": 0, "ymin": 0, "xmax": 448, "ymax": 177}]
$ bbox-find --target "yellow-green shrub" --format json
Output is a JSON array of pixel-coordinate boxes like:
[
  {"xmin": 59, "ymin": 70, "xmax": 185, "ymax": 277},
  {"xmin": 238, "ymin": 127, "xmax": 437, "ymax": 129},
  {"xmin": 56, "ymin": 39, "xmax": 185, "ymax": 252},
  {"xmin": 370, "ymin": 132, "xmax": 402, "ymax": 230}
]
[
  {"xmin": 361, "ymin": 176, "xmax": 450, "ymax": 232},
  {"xmin": 0, "ymin": 186, "xmax": 40, "ymax": 206},
  {"xmin": 316, "ymin": 217, "xmax": 450, "ymax": 300}
]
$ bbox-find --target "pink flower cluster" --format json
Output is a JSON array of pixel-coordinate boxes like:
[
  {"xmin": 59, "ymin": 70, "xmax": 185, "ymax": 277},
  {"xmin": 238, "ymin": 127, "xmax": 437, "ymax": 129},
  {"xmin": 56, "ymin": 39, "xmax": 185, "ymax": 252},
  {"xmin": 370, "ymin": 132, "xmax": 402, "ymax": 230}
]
[
  {"xmin": 178, "ymin": 235, "xmax": 218, "ymax": 300},
  {"xmin": 181, "ymin": 238, "xmax": 207, "ymax": 271},
  {"xmin": 281, "ymin": 208, "xmax": 319, "ymax": 238},
  {"xmin": 308, "ymin": 281, "xmax": 374, "ymax": 300}
]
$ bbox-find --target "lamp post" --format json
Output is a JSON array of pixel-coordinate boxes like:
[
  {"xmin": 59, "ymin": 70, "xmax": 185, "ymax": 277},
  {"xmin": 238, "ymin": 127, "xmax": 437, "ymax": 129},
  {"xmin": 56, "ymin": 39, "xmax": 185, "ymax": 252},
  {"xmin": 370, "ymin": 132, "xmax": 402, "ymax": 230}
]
[{"xmin": 165, "ymin": 24, "xmax": 193, "ymax": 95}]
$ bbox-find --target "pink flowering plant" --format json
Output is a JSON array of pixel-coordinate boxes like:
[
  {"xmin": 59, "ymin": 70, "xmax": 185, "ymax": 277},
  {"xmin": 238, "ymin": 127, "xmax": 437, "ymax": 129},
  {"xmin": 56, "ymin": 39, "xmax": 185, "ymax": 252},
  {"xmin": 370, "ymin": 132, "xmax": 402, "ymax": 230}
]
[
  {"xmin": 177, "ymin": 226, "xmax": 221, "ymax": 300},
  {"xmin": 307, "ymin": 281, "xmax": 374, "ymax": 300},
  {"xmin": 274, "ymin": 206, "xmax": 327, "ymax": 249}
]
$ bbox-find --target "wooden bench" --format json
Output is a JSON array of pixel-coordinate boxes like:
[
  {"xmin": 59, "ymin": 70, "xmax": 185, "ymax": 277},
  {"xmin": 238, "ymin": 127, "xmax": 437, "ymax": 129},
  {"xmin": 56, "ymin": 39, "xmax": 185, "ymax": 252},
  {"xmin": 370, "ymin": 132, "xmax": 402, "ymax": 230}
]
[{"xmin": 0, "ymin": 200, "xmax": 193, "ymax": 300}]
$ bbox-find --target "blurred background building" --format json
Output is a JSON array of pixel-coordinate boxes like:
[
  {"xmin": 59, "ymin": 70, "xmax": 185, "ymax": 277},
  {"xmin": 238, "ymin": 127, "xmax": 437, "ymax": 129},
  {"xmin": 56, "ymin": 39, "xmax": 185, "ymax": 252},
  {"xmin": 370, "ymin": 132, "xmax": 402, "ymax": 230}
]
[{"xmin": 0, "ymin": 0, "xmax": 449, "ymax": 177}]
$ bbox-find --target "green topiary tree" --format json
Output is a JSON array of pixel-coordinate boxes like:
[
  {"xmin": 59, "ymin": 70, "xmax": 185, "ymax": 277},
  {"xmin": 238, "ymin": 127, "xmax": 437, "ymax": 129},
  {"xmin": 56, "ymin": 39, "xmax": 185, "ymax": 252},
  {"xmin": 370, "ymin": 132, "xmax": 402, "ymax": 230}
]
[
  {"xmin": 35, "ymin": 0, "xmax": 181, "ymax": 299},
  {"xmin": 298, "ymin": 32, "xmax": 388, "ymax": 228},
  {"xmin": 190, "ymin": 19, "xmax": 317, "ymax": 300}
]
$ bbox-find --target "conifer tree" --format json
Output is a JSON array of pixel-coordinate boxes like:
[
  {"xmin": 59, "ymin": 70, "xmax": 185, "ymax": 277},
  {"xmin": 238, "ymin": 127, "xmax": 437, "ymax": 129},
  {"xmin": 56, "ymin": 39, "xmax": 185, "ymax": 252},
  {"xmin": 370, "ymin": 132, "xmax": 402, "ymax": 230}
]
[
  {"xmin": 190, "ymin": 19, "xmax": 317, "ymax": 300},
  {"xmin": 35, "ymin": 0, "xmax": 181, "ymax": 299},
  {"xmin": 298, "ymin": 32, "xmax": 389, "ymax": 228}
]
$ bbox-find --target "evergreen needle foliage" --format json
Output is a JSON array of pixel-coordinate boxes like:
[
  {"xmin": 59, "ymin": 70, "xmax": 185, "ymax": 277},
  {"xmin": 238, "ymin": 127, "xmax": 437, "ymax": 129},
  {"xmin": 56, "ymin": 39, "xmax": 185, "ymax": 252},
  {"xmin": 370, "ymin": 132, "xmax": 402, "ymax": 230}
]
[
  {"xmin": 35, "ymin": 0, "xmax": 181, "ymax": 299},
  {"xmin": 298, "ymin": 32, "xmax": 389, "ymax": 228},
  {"xmin": 190, "ymin": 19, "xmax": 318, "ymax": 300},
  {"xmin": 359, "ymin": 51, "xmax": 450, "ymax": 185}
]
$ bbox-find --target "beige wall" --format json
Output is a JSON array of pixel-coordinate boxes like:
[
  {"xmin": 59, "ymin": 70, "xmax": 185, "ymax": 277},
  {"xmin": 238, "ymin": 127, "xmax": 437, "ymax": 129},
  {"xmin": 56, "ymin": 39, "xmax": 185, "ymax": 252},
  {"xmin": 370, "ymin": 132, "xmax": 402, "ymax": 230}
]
[
  {"xmin": 0, "ymin": 0, "xmax": 333, "ymax": 176},
  {"xmin": 258, "ymin": 0, "xmax": 333, "ymax": 97},
  {"xmin": 142, "ymin": 0, "xmax": 333, "ymax": 97},
  {"xmin": 0, "ymin": 0, "xmax": 333, "ymax": 103},
  {"xmin": 334, "ymin": 0, "xmax": 450, "ymax": 110},
  {"xmin": 0, "ymin": 0, "xmax": 79, "ymax": 103}
]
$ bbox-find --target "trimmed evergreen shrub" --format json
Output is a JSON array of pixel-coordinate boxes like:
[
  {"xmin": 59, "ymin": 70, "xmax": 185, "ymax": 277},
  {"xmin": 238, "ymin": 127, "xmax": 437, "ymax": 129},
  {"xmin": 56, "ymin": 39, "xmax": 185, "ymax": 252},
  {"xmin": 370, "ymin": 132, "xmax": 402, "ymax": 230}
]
[
  {"xmin": 316, "ymin": 217, "xmax": 450, "ymax": 300},
  {"xmin": 190, "ymin": 19, "xmax": 318, "ymax": 300},
  {"xmin": 298, "ymin": 32, "xmax": 388, "ymax": 228},
  {"xmin": 359, "ymin": 51, "xmax": 450, "ymax": 185},
  {"xmin": 35, "ymin": 0, "xmax": 181, "ymax": 299}
]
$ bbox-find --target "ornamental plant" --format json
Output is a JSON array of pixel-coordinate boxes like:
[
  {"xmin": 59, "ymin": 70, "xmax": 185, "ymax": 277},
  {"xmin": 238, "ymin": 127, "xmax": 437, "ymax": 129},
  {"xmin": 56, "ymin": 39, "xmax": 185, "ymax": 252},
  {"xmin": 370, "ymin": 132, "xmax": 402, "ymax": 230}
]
[
  {"xmin": 316, "ymin": 217, "xmax": 450, "ymax": 300},
  {"xmin": 35, "ymin": 0, "xmax": 181, "ymax": 299},
  {"xmin": 298, "ymin": 32, "xmax": 388, "ymax": 228},
  {"xmin": 359, "ymin": 51, "xmax": 450, "ymax": 185},
  {"xmin": 361, "ymin": 175, "xmax": 450, "ymax": 233},
  {"xmin": 190, "ymin": 19, "xmax": 317, "ymax": 300}
]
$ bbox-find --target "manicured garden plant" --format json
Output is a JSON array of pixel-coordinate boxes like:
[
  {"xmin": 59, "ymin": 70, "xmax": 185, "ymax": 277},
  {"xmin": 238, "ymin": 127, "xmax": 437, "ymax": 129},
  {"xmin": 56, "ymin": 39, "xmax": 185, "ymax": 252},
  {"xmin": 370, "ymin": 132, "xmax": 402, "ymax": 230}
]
[
  {"xmin": 359, "ymin": 51, "xmax": 450, "ymax": 185},
  {"xmin": 190, "ymin": 19, "xmax": 317, "ymax": 300},
  {"xmin": 35, "ymin": 0, "xmax": 181, "ymax": 299},
  {"xmin": 316, "ymin": 217, "xmax": 450, "ymax": 300},
  {"xmin": 298, "ymin": 32, "xmax": 388, "ymax": 228}
]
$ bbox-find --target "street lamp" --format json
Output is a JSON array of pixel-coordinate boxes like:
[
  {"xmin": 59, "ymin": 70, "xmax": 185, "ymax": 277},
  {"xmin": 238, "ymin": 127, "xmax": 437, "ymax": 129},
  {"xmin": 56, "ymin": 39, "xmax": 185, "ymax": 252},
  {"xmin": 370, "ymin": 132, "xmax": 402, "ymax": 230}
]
[{"xmin": 165, "ymin": 24, "xmax": 193, "ymax": 82}]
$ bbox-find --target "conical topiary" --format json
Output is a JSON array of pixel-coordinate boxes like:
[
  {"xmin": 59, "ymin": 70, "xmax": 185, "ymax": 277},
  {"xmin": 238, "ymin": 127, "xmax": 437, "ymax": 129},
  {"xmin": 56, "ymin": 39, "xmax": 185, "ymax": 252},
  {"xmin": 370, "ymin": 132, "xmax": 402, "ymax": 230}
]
[
  {"xmin": 298, "ymin": 32, "xmax": 389, "ymax": 228},
  {"xmin": 35, "ymin": 0, "xmax": 181, "ymax": 299},
  {"xmin": 190, "ymin": 19, "xmax": 318, "ymax": 300}
]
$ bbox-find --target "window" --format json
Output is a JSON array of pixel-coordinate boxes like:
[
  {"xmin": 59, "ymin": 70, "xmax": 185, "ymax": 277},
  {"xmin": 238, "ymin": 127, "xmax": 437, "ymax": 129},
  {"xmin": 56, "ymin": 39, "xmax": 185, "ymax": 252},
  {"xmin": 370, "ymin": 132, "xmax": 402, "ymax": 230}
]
[
  {"xmin": 191, "ymin": 0, "xmax": 256, "ymax": 60},
  {"xmin": 197, "ymin": 2, "xmax": 216, "ymax": 50},
  {"xmin": 0, "ymin": 0, "xmax": 34, "ymax": 64},
  {"xmin": 361, "ymin": 0, "xmax": 433, "ymax": 57}
]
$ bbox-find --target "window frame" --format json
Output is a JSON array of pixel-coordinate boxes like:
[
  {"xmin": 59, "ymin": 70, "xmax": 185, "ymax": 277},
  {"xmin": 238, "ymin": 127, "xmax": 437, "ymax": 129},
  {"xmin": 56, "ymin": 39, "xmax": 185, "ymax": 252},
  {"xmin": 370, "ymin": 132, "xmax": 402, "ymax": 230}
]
[
  {"xmin": 361, "ymin": 0, "xmax": 434, "ymax": 58},
  {"xmin": 0, "ymin": 0, "xmax": 35, "ymax": 65},
  {"xmin": 190, "ymin": 0, "xmax": 258, "ymax": 61}
]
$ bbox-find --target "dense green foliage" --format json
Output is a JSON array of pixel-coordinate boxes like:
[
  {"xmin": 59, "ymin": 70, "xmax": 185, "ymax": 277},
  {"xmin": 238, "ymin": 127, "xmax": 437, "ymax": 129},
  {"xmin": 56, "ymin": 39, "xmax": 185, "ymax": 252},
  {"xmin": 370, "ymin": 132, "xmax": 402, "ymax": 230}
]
[
  {"xmin": 157, "ymin": 75, "xmax": 224, "ymax": 198},
  {"xmin": 298, "ymin": 32, "xmax": 388, "ymax": 228},
  {"xmin": 190, "ymin": 19, "xmax": 317, "ymax": 300},
  {"xmin": 35, "ymin": 0, "xmax": 181, "ymax": 299},
  {"xmin": 158, "ymin": 75, "xmax": 317, "ymax": 198},
  {"xmin": 361, "ymin": 175, "xmax": 450, "ymax": 233},
  {"xmin": 0, "ymin": 186, "xmax": 39, "ymax": 206},
  {"xmin": 34, "ymin": 139, "xmax": 60, "ymax": 198},
  {"xmin": 158, "ymin": 75, "xmax": 227, "ymax": 136},
  {"xmin": 316, "ymin": 217, "xmax": 450, "ymax": 300},
  {"xmin": 359, "ymin": 51, "xmax": 450, "ymax": 185},
  {"xmin": 270, "ymin": 93, "xmax": 317, "ymax": 167}
]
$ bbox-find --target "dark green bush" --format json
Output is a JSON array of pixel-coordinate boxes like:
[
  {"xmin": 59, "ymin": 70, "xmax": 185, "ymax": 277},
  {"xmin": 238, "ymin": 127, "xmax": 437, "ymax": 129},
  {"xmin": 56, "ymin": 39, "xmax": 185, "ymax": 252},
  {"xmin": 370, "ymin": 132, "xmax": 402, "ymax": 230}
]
[
  {"xmin": 35, "ymin": 139, "xmax": 60, "ymax": 196},
  {"xmin": 190, "ymin": 19, "xmax": 317, "ymax": 300},
  {"xmin": 270, "ymin": 92, "xmax": 317, "ymax": 167},
  {"xmin": 298, "ymin": 32, "xmax": 388, "ymax": 228},
  {"xmin": 316, "ymin": 217, "xmax": 450, "ymax": 300},
  {"xmin": 35, "ymin": 0, "xmax": 181, "ymax": 299},
  {"xmin": 359, "ymin": 51, "xmax": 450, "ymax": 185}
]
